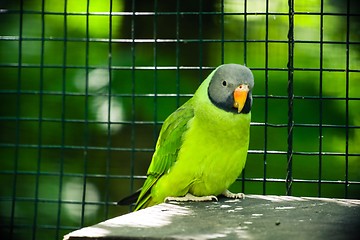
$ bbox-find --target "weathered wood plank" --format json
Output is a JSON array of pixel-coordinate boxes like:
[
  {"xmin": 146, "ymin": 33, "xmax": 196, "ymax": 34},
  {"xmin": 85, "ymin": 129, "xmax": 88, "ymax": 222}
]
[{"xmin": 64, "ymin": 195, "xmax": 360, "ymax": 240}]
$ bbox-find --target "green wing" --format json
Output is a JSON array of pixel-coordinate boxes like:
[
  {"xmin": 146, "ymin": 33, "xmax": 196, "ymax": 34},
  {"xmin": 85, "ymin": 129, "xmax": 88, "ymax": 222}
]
[{"xmin": 134, "ymin": 100, "xmax": 195, "ymax": 210}]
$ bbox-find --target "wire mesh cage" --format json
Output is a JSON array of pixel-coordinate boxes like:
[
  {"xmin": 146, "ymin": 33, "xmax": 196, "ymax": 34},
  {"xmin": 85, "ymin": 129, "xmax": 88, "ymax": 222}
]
[{"xmin": 0, "ymin": 0, "xmax": 359, "ymax": 240}]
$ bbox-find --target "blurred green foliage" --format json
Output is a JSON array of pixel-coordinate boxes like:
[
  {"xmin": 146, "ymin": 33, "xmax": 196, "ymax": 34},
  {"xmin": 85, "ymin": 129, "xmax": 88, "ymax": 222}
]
[{"xmin": 0, "ymin": 0, "xmax": 359, "ymax": 240}]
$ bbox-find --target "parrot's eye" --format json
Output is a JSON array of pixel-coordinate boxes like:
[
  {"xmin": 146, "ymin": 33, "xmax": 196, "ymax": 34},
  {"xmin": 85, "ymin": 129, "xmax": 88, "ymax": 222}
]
[{"xmin": 222, "ymin": 80, "xmax": 227, "ymax": 86}]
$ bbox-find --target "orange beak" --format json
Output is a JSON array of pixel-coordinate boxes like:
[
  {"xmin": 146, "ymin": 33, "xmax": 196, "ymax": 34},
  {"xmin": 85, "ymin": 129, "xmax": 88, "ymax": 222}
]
[{"xmin": 233, "ymin": 84, "xmax": 249, "ymax": 113}]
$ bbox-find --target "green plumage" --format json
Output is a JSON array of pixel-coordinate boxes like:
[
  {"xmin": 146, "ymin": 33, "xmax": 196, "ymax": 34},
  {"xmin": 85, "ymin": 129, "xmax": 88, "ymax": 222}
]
[{"xmin": 132, "ymin": 64, "xmax": 254, "ymax": 211}]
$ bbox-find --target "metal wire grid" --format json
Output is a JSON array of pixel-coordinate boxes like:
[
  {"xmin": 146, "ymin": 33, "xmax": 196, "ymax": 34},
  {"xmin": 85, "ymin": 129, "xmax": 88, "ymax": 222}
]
[{"xmin": 0, "ymin": 0, "xmax": 359, "ymax": 240}]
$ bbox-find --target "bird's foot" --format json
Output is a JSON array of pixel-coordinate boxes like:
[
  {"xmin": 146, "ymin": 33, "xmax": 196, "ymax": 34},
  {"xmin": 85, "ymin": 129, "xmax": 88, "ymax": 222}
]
[
  {"xmin": 221, "ymin": 189, "xmax": 245, "ymax": 199},
  {"xmin": 165, "ymin": 193, "xmax": 218, "ymax": 203}
]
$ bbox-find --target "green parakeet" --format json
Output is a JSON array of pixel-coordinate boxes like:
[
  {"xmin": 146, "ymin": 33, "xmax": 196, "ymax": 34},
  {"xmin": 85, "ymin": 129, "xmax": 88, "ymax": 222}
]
[{"xmin": 118, "ymin": 64, "xmax": 254, "ymax": 211}]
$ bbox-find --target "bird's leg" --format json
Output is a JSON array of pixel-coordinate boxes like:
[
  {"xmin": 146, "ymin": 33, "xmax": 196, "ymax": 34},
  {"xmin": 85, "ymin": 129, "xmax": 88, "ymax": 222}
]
[
  {"xmin": 164, "ymin": 193, "xmax": 218, "ymax": 203},
  {"xmin": 221, "ymin": 189, "xmax": 245, "ymax": 199}
]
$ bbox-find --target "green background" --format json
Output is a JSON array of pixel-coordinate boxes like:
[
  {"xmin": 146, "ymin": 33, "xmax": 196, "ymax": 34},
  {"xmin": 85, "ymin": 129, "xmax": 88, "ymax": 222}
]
[{"xmin": 0, "ymin": 0, "xmax": 359, "ymax": 240}]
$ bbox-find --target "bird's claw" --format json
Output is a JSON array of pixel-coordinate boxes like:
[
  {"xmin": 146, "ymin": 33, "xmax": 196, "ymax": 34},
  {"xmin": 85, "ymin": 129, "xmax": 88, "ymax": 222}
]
[
  {"xmin": 165, "ymin": 193, "xmax": 218, "ymax": 203},
  {"xmin": 222, "ymin": 189, "xmax": 245, "ymax": 199}
]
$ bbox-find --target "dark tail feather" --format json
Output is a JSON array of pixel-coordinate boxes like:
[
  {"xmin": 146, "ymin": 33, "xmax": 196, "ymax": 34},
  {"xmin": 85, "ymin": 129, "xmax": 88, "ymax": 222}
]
[{"xmin": 117, "ymin": 189, "xmax": 141, "ymax": 206}]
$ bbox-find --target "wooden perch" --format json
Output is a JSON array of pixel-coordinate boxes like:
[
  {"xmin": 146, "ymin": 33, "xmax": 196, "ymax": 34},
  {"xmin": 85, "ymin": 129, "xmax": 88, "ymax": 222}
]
[{"xmin": 64, "ymin": 195, "xmax": 360, "ymax": 240}]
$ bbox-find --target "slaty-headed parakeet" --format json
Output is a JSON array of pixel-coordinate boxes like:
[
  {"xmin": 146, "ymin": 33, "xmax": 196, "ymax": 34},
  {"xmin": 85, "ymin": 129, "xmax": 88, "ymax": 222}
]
[{"xmin": 118, "ymin": 64, "xmax": 254, "ymax": 211}]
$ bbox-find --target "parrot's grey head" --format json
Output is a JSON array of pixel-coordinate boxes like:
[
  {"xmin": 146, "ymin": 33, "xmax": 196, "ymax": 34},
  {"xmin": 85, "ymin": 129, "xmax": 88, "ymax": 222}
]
[{"xmin": 208, "ymin": 64, "xmax": 254, "ymax": 114}]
